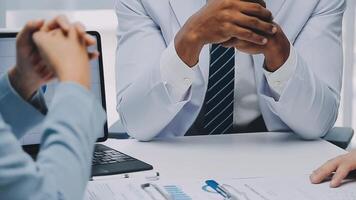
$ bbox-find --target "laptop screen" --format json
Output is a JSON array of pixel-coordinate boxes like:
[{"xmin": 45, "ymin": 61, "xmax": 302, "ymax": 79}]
[{"xmin": 0, "ymin": 31, "xmax": 108, "ymax": 146}]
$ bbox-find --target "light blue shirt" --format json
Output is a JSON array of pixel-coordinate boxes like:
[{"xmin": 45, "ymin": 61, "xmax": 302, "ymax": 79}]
[{"xmin": 0, "ymin": 73, "xmax": 106, "ymax": 200}]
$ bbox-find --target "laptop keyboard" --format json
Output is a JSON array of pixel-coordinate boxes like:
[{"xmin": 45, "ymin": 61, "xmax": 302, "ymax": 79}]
[
  {"xmin": 91, "ymin": 144, "xmax": 153, "ymax": 176},
  {"xmin": 92, "ymin": 148, "xmax": 136, "ymax": 166}
]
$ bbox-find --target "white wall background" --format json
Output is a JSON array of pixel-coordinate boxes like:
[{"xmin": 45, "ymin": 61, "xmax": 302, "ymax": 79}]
[
  {"xmin": 0, "ymin": 0, "xmax": 356, "ymax": 140},
  {"xmin": 5, "ymin": 0, "xmax": 113, "ymax": 9},
  {"xmin": 0, "ymin": 0, "xmax": 6, "ymax": 27},
  {"xmin": 342, "ymin": 0, "xmax": 356, "ymax": 147}
]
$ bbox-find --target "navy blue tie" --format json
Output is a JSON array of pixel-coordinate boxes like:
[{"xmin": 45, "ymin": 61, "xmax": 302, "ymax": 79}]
[
  {"xmin": 186, "ymin": 44, "xmax": 235, "ymax": 135},
  {"xmin": 203, "ymin": 44, "xmax": 235, "ymax": 134}
]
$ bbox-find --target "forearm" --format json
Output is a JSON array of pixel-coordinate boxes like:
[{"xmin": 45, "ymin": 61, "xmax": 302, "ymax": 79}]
[
  {"xmin": 262, "ymin": 51, "xmax": 340, "ymax": 139},
  {"xmin": 0, "ymin": 73, "xmax": 45, "ymax": 138},
  {"xmin": 262, "ymin": 0, "xmax": 345, "ymax": 139},
  {"xmin": 118, "ymin": 60, "xmax": 190, "ymax": 141},
  {"xmin": 116, "ymin": 7, "xmax": 196, "ymax": 141},
  {"xmin": 263, "ymin": 25, "xmax": 291, "ymax": 72},
  {"xmin": 0, "ymin": 83, "xmax": 106, "ymax": 200},
  {"xmin": 174, "ymin": 22, "xmax": 204, "ymax": 67},
  {"xmin": 37, "ymin": 83, "xmax": 106, "ymax": 199},
  {"xmin": 0, "ymin": 121, "xmax": 58, "ymax": 200},
  {"xmin": 8, "ymin": 67, "xmax": 39, "ymax": 101}
]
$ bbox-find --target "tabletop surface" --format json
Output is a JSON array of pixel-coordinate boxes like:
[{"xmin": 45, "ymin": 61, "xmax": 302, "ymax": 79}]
[{"xmin": 102, "ymin": 132, "xmax": 346, "ymax": 180}]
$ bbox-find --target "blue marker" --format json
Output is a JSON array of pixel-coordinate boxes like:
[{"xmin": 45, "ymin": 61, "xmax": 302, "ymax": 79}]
[{"xmin": 205, "ymin": 180, "xmax": 232, "ymax": 199}]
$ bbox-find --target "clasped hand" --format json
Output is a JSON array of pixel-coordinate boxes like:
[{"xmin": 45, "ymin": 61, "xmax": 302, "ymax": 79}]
[
  {"xmin": 9, "ymin": 15, "xmax": 98, "ymax": 100},
  {"xmin": 175, "ymin": 0, "xmax": 290, "ymax": 71}
]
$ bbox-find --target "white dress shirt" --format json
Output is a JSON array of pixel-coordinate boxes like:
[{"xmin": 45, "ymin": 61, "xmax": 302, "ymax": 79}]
[
  {"xmin": 160, "ymin": 42, "xmax": 297, "ymax": 126},
  {"xmin": 115, "ymin": 0, "xmax": 343, "ymax": 141}
]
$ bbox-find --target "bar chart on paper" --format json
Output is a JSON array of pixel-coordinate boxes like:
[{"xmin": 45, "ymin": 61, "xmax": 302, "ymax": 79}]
[
  {"xmin": 163, "ymin": 185, "xmax": 192, "ymax": 200},
  {"xmin": 85, "ymin": 180, "xmax": 195, "ymax": 200}
]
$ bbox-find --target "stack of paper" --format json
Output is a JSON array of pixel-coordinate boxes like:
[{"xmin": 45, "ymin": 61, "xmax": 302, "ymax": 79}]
[{"xmin": 85, "ymin": 175, "xmax": 356, "ymax": 200}]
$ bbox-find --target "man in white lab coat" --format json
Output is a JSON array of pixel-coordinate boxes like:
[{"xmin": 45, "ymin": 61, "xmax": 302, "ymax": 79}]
[{"xmin": 115, "ymin": 0, "xmax": 344, "ymax": 141}]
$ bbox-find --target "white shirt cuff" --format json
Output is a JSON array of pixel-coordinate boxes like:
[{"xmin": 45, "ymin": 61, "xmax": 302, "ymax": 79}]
[
  {"xmin": 263, "ymin": 43, "xmax": 297, "ymax": 98},
  {"xmin": 160, "ymin": 41, "xmax": 196, "ymax": 102}
]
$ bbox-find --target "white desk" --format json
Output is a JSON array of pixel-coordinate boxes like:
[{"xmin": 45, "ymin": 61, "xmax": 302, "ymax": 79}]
[{"xmin": 102, "ymin": 132, "xmax": 347, "ymax": 180}]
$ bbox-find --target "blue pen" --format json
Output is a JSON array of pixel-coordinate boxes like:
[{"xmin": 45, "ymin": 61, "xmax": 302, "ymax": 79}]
[{"xmin": 205, "ymin": 180, "xmax": 232, "ymax": 199}]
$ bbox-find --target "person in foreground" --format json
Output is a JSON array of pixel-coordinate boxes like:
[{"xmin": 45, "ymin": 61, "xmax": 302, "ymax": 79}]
[
  {"xmin": 115, "ymin": 0, "xmax": 345, "ymax": 141},
  {"xmin": 310, "ymin": 150, "xmax": 356, "ymax": 188},
  {"xmin": 0, "ymin": 16, "xmax": 105, "ymax": 199}
]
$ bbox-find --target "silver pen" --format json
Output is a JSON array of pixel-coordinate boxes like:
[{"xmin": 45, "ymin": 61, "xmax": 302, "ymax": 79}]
[
  {"xmin": 221, "ymin": 184, "xmax": 241, "ymax": 200},
  {"xmin": 141, "ymin": 183, "xmax": 172, "ymax": 200}
]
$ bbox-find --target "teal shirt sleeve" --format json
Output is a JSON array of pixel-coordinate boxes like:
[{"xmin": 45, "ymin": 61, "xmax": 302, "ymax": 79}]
[
  {"xmin": 0, "ymin": 82, "xmax": 106, "ymax": 200},
  {"xmin": 0, "ymin": 73, "xmax": 46, "ymax": 139}
]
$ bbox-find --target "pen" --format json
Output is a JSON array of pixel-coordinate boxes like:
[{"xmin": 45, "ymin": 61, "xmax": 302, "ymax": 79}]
[
  {"xmin": 141, "ymin": 183, "xmax": 172, "ymax": 200},
  {"xmin": 91, "ymin": 171, "xmax": 160, "ymax": 181},
  {"xmin": 205, "ymin": 180, "xmax": 233, "ymax": 199}
]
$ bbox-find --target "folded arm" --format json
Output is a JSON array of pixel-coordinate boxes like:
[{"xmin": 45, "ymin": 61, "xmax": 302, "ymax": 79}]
[
  {"xmin": 261, "ymin": 0, "xmax": 345, "ymax": 139},
  {"xmin": 115, "ymin": 0, "xmax": 195, "ymax": 141},
  {"xmin": 0, "ymin": 73, "xmax": 46, "ymax": 139}
]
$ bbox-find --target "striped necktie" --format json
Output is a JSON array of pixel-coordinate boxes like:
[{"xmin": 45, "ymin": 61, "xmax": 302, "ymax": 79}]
[
  {"xmin": 202, "ymin": 44, "xmax": 235, "ymax": 135},
  {"xmin": 186, "ymin": 44, "xmax": 236, "ymax": 136}
]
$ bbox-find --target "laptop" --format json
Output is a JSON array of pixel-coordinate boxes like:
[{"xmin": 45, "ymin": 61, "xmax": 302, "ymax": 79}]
[{"xmin": 0, "ymin": 31, "xmax": 153, "ymax": 176}]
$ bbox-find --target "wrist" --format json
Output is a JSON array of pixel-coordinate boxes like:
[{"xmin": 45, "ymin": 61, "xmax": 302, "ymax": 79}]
[
  {"xmin": 59, "ymin": 76, "xmax": 90, "ymax": 90},
  {"xmin": 9, "ymin": 67, "xmax": 38, "ymax": 100},
  {"xmin": 175, "ymin": 26, "xmax": 204, "ymax": 67},
  {"xmin": 264, "ymin": 30, "xmax": 290, "ymax": 72},
  {"xmin": 57, "ymin": 66, "xmax": 90, "ymax": 90}
]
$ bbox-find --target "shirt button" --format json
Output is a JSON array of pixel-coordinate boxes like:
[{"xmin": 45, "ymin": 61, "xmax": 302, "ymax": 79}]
[{"xmin": 184, "ymin": 78, "xmax": 192, "ymax": 85}]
